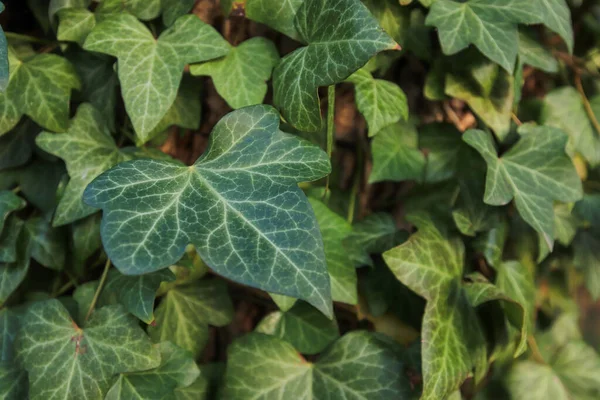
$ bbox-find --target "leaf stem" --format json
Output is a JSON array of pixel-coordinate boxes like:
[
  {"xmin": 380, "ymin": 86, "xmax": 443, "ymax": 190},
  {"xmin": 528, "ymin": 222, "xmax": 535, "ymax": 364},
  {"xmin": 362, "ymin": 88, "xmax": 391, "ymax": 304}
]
[
  {"xmin": 324, "ymin": 85, "xmax": 335, "ymax": 197},
  {"xmin": 84, "ymin": 258, "xmax": 111, "ymax": 322},
  {"xmin": 574, "ymin": 73, "xmax": 600, "ymax": 137},
  {"xmin": 527, "ymin": 335, "xmax": 546, "ymax": 364},
  {"xmin": 11, "ymin": 186, "xmax": 20, "ymax": 194}
]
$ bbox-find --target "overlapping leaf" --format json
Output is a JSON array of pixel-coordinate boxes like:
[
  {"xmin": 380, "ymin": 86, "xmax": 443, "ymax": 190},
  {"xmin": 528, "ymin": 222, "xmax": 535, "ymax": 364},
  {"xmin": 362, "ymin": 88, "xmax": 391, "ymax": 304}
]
[
  {"xmin": 0, "ymin": 191, "xmax": 25, "ymax": 233},
  {"xmin": 25, "ymin": 216, "xmax": 67, "ymax": 270},
  {"xmin": 84, "ymin": 105, "xmax": 333, "ymax": 316},
  {"xmin": 464, "ymin": 126, "xmax": 583, "ymax": 249},
  {"xmin": 243, "ymin": 0, "xmax": 303, "ymax": 40},
  {"xmin": 95, "ymin": 0, "xmax": 161, "ymax": 21},
  {"xmin": 349, "ymin": 212, "xmax": 406, "ymax": 255},
  {"xmin": 84, "ymin": 14, "xmax": 229, "ymax": 143},
  {"xmin": 0, "ymin": 1, "xmax": 8, "ymax": 91},
  {"xmin": 224, "ymin": 331, "xmax": 411, "ymax": 399},
  {"xmin": 57, "ymin": 8, "xmax": 95, "ymax": 45},
  {"xmin": 273, "ymin": 0, "xmax": 398, "ymax": 132}
]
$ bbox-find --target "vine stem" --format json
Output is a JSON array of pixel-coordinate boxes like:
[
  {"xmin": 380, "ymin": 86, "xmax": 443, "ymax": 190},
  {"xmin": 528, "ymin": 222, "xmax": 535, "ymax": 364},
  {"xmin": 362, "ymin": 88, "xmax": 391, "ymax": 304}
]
[
  {"xmin": 574, "ymin": 73, "xmax": 600, "ymax": 136},
  {"xmin": 324, "ymin": 85, "xmax": 335, "ymax": 197},
  {"xmin": 528, "ymin": 335, "xmax": 546, "ymax": 364},
  {"xmin": 84, "ymin": 259, "xmax": 111, "ymax": 322}
]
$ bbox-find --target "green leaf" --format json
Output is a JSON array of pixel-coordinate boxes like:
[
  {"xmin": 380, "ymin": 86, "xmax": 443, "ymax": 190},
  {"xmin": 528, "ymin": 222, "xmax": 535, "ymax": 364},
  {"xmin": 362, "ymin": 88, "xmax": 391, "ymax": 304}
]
[
  {"xmin": 25, "ymin": 216, "xmax": 67, "ymax": 270},
  {"xmin": 0, "ymin": 307, "xmax": 19, "ymax": 361},
  {"xmin": 463, "ymin": 126, "xmax": 583, "ymax": 249},
  {"xmin": 426, "ymin": 0, "xmax": 572, "ymax": 73},
  {"xmin": 0, "ymin": 228, "xmax": 29, "ymax": 305},
  {"xmin": 105, "ymin": 341, "xmax": 200, "ymax": 400},
  {"xmin": 0, "ymin": 191, "xmax": 25, "ymax": 234},
  {"xmin": 541, "ymin": 87, "xmax": 600, "ymax": 167},
  {"xmin": 270, "ymin": 293, "xmax": 297, "ymax": 312},
  {"xmin": 84, "ymin": 14, "xmax": 229, "ymax": 143},
  {"xmin": 15, "ymin": 160, "xmax": 64, "ymax": 213},
  {"xmin": 191, "ymin": 37, "xmax": 279, "ymax": 109},
  {"xmin": 0, "ymin": 2, "xmax": 8, "ymax": 92},
  {"xmin": 0, "ymin": 361, "xmax": 28, "ymax": 400},
  {"xmin": 0, "ymin": 216, "xmax": 24, "ymax": 263},
  {"xmin": 474, "ymin": 217, "xmax": 508, "ymax": 268},
  {"xmin": 174, "ymin": 372, "xmax": 209, "ymax": 400},
  {"xmin": 273, "ymin": 0, "xmax": 398, "ymax": 132},
  {"xmin": 574, "ymin": 232, "xmax": 600, "ymax": 300},
  {"xmin": 445, "ymin": 59, "xmax": 514, "ymax": 141},
  {"xmin": 57, "ymin": 8, "xmax": 95, "ymax": 45},
  {"xmin": 102, "ymin": 269, "xmax": 175, "ymax": 324},
  {"xmin": 0, "ymin": 49, "xmax": 22, "ymax": 136},
  {"xmin": 369, "ymin": 121, "xmax": 426, "ymax": 183},
  {"xmin": 346, "ymin": 68, "xmax": 408, "ymax": 136},
  {"xmin": 245, "ymin": 0, "xmax": 303, "ymax": 40},
  {"xmin": 349, "ymin": 212, "xmax": 406, "ymax": 254},
  {"xmin": 162, "ymin": 0, "xmax": 195, "ymax": 26},
  {"xmin": 148, "ymin": 279, "xmax": 234, "ymax": 358},
  {"xmin": 71, "ymin": 213, "xmax": 102, "ymax": 276},
  {"xmin": 16, "ymin": 300, "xmax": 160, "ymax": 400},
  {"xmin": 419, "ymin": 123, "xmax": 463, "ymax": 183},
  {"xmin": 518, "ymin": 30, "xmax": 558, "ymax": 73},
  {"xmin": 495, "ymin": 260, "xmax": 536, "ymax": 333},
  {"xmin": 84, "ymin": 105, "xmax": 333, "ymax": 316},
  {"xmin": 363, "ymin": 0, "xmax": 410, "ymax": 45},
  {"xmin": 36, "ymin": 104, "xmax": 132, "ymax": 226},
  {"xmin": 95, "ymin": 0, "xmax": 161, "ymax": 21},
  {"xmin": 0, "ymin": 118, "xmax": 37, "ymax": 170},
  {"xmin": 224, "ymin": 331, "xmax": 411, "ymax": 399},
  {"xmin": 6, "ymin": 49, "xmax": 81, "ymax": 132},
  {"xmin": 49, "ymin": 0, "xmax": 91, "ymax": 23},
  {"xmin": 256, "ymin": 302, "xmax": 339, "ymax": 354}
]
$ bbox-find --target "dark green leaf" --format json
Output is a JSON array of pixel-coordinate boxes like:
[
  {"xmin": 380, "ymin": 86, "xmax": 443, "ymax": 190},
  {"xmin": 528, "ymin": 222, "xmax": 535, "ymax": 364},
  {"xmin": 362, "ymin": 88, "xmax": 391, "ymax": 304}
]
[
  {"xmin": 245, "ymin": 0, "xmax": 303, "ymax": 40},
  {"xmin": 25, "ymin": 216, "xmax": 67, "ymax": 270}
]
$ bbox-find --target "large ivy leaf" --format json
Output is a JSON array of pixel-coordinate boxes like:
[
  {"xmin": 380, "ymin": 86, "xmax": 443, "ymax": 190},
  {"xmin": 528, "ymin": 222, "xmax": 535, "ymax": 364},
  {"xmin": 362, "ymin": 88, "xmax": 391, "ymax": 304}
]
[
  {"xmin": 272, "ymin": 0, "xmax": 398, "ymax": 132},
  {"xmin": 0, "ymin": 361, "xmax": 28, "ymax": 400},
  {"xmin": 463, "ymin": 126, "xmax": 583, "ymax": 249},
  {"xmin": 369, "ymin": 121, "xmax": 426, "ymax": 183},
  {"xmin": 36, "ymin": 104, "xmax": 132, "ymax": 226},
  {"xmin": 224, "ymin": 331, "xmax": 411, "ymax": 399},
  {"xmin": 245, "ymin": 0, "xmax": 303, "ymax": 40},
  {"xmin": 15, "ymin": 300, "xmax": 160, "ymax": 400},
  {"xmin": 102, "ymin": 269, "xmax": 176, "ymax": 324},
  {"xmin": 5, "ymin": 48, "xmax": 80, "ymax": 132},
  {"xmin": 148, "ymin": 279, "xmax": 234, "ymax": 358},
  {"xmin": 256, "ymin": 301, "xmax": 339, "ymax": 355},
  {"xmin": 83, "ymin": 14, "xmax": 229, "ymax": 143},
  {"xmin": 105, "ymin": 341, "xmax": 199, "ymax": 400},
  {"xmin": 191, "ymin": 37, "xmax": 279, "ymax": 109},
  {"xmin": 84, "ymin": 105, "xmax": 333, "ymax": 316},
  {"xmin": 426, "ymin": 0, "xmax": 572, "ymax": 73},
  {"xmin": 346, "ymin": 68, "xmax": 408, "ymax": 136},
  {"xmin": 0, "ymin": 191, "xmax": 25, "ymax": 234},
  {"xmin": 0, "ymin": 2, "xmax": 8, "ymax": 91},
  {"xmin": 383, "ymin": 214, "xmax": 525, "ymax": 400}
]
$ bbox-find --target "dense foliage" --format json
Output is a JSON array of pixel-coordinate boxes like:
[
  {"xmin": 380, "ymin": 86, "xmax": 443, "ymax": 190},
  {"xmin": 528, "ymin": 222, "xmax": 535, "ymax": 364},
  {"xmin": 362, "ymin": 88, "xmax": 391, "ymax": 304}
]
[{"xmin": 0, "ymin": 0, "xmax": 599, "ymax": 399}]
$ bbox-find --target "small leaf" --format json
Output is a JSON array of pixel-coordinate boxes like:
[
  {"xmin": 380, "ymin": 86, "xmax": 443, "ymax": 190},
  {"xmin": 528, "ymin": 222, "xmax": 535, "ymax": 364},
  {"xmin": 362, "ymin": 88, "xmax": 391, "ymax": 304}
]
[
  {"xmin": 346, "ymin": 68, "xmax": 408, "ymax": 136},
  {"xmin": 224, "ymin": 331, "xmax": 411, "ymax": 399},
  {"xmin": 245, "ymin": 0, "xmax": 303, "ymax": 40},
  {"xmin": 256, "ymin": 302, "xmax": 339, "ymax": 354},
  {"xmin": 349, "ymin": 212, "xmax": 406, "ymax": 254},
  {"xmin": 273, "ymin": 0, "xmax": 398, "ymax": 132},
  {"xmin": 0, "ymin": 216, "xmax": 24, "ymax": 263},
  {"xmin": 105, "ymin": 341, "xmax": 200, "ymax": 400},
  {"xmin": 0, "ymin": 118, "xmax": 37, "ymax": 170},
  {"xmin": 102, "ymin": 269, "xmax": 175, "ymax": 324},
  {"xmin": 48, "ymin": 0, "xmax": 91, "ymax": 23},
  {"xmin": 57, "ymin": 8, "xmax": 95, "ymax": 45},
  {"xmin": 518, "ymin": 30, "xmax": 558, "ymax": 73},
  {"xmin": 162, "ymin": 0, "xmax": 195, "ymax": 26},
  {"xmin": 0, "ymin": 49, "xmax": 22, "ymax": 135},
  {"xmin": 369, "ymin": 121, "xmax": 426, "ymax": 183},
  {"xmin": 84, "ymin": 105, "xmax": 333, "ymax": 316},
  {"xmin": 25, "ymin": 216, "xmax": 67, "ymax": 270},
  {"xmin": 71, "ymin": 213, "xmax": 102, "ymax": 276},
  {"xmin": 84, "ymin": 14, "xmax": 229, "ymax": 143},
  {"xmin": 148, "ymin": 279, "xmax": 234, "ymax": 358},
  {"xmin": 16, "ymin": 300, "xmax": 160, "ymax": 400},
  {"xmin": 496, "ymin": 260, "xmax": 536, "ymax": 333},
  {"xmin": 36, "ymin": 104, "xmax": 132, "ymax": 226},
  {"xmin": 463, "ymin": 126, "xmax": 583, "ymax": 249},
  {"xmin": 419, "ymin": 123, "xmax": 463, "ymax": 183},
  {"xmin": 0, "ymin": 191, "xmax": 25, "ymax": 234}
]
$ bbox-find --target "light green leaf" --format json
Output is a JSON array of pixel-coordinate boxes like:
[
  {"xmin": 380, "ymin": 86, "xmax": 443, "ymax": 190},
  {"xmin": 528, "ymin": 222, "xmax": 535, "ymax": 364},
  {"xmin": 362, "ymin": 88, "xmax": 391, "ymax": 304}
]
[
  {"xmin": 369, "ymin": 121, "xmax": 426, "ymax": 183},
  {"xmin": 518, "ymin": 30, "xmax": 558, "ymax": 73},
  {"xmin": 349, "ymin": 212, "xmax": 406, "ymax": 254},
  {"xmin": 245, "ymin": 0, "xmax": 303, "ymax": 40},
  {"xmin": 148, "ymin": 279, "xmax": 234, "ymax": 358},
  {"xmin": 574, "ymin": 232, "xmax": 600, "ymax": 300},
  {"xmin": 84, "ymin": 105, "xmax": 333, "ymax": 316},
  {"xmin": 419, "ymin": 123, "xmax": 463, "ymax": 183},
  {"xmin": 0, "ymin": 191, "xmax": 25, "ymax": 234},
  {"xmin": 445, "ymin": 60, "xmax": 514, "ymax": 141},
  {"xmin": 162, "ymin": 0, "xmax": 195, "ymax": 26},
  {"xmin": 224, "ymin": 331, "xmax": 411, "ymax": 399},
  {"xmin": 256, "ymin": 302, "xmax": 339, "ymax": 355},
  {"xmin": 25, "ymin": 216, "xmax": 67, "ymax": 270},
  {"xmin": 363, "ymin": 0, "xmax": 410, "ymax": 45},
  {"xmin": 95, "ymin": 0, "xmax": 161, "ymax": 21},
  {"xmin": 0, "ymin": 361, "xmax": 28, "ymax": 400},
  {"xmin": 0, "ymin": 49, "xmax": 23, "ymax": 135},
  {"xmin": 0, "ymin": 228, "xmax": 30, "ymax": 304},
  {"xmin": 270, "ymin": 293, "xmax": 297, "ymax": 312},
  {"xmin": 84, "ymin": 14, "xmax": 229, "ymax": 143},
  {"xmin": 105, "ymin": 341, "xmax": 200, "ymax": 400},
  {"xmin": 36, "ymin": 104, "xmax": 132, "ymax": 226},
  {"xmin": 496, "ymin": 260, "xmax": 536, "ymax": 333},
  {"xmin": 102, "ymin": 269, "xmax": 175, "ymax": 324},
  {"xmin": 48, "ymin": 0, "xmax": 90, "ymax": 22},
  {"xmin": 16, "ymin": 300, "xmax": 160, "ymax": 400},
  {"xmin": 541, "ymin": 87, "xmax": 600, "ymax": 167},
  {"xmin": 463, "ymin": 126, "xmax": 583, "ymax": 249},
  {"xmin": 273, "ymin": 0, "xmax": 398, "ymax": 132},
  {"xmin": 57, "ymin": 8, "xmax": 95, "ymax": 45},
  {"xmin": 7, "ymin": 49, "xmax": 81, "ymax": 132},
  {"xmin": 174, "ymin": 372, "xmax": 209, "ymax": 400},
  {"xmin": 191, "ymin": 37, "xmax": 279, "ymax": 109},
  {"xmin": 346, "ymin": 68, "xmax": 408, "ymax": 136}
]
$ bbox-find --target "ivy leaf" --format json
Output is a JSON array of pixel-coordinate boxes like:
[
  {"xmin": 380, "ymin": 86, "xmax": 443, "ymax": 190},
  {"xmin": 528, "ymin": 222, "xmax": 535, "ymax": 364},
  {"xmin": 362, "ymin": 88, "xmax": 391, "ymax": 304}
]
[
  {"xmin": 71, "ymin": 213, "xmax": 102, "ymax": 276},
  {"xmin": 190, "ymin": 37, "xmax": 279, "ymax": 109},
  {"xmin": 573, "ymin": 232, "xmax": 600, "ymax": 300},
  {"xmin": 542, "ymin": 87, "xmax": 600, "ymax": 167},
  {"xmin": 349, "ymin": 212, "xmax": 406, "ymax": 254},
  {"xmin": 0, "ymin": 2, "xmax": 8, "ymax": 91},
  {"xmin": 419, "ymin": 123, "xmax": 462, "ymax": 183},
  {"xmin": 48, "ymin": 0, "xmax": 90, "ymax": 23},
  {"xmin": 224, "ymin": 331, "xmax": 411, "ymax": 399},
  {"xmin": 256, "ymin": 302, "xmax": 339, "ymax": 355},
  {"xmin": 95, "ymin": 0, "xmax": 161, "ymax": 21},
  {"xmin": 35, "ymin": 104, "xmax": 132, "ymax": 226},
  {"xmin": 463, "ymin": 126, "xmax": 583, "ymax": 249},
  {"xmin": 83, "ymin": 14, "xmax": 229, "ymax": 143},
  {"xmin": 273, "ymin": 0, "xmax": 398, "ymax": 132},
  {"xmin": 102, "ymin": 269, "xmax": 175, "ymax": 324},
  {"xmin": 346, "ymin": 68, "xmax": 408, "ymax": 136},
  {"xmin": 57, "ymin": 8, "xmax": 95, "ymax": 45},
  {"xmin": 84, "ymin": 105, "xmax": 333, "ymax": 316},
  {"xmin": 0, "ymin": 191, "xmax": 25, "ymax": 234},
  {"xmin": 148, "ymin": 279, "xmax": 234, "ymax": 358},
  {"xmin": 245, "ymin": 0, "xmax": 303, "ymax": 40},
  {"xmin": 0, "ymin": 119, "xmax": 37, "ymax": 170},
  {"xmin": 16, "ymin": 300, "xmax": 160, "ymax": 400},
  {"xmin": 25, "ymin": 216, "xmax": 67, "ymax": 270},
  {"xmin": 369, "ymin": 121, "xmax": 426, "ymax": 183},
  {"xmin": 105, "ymin": 341, "xmax": 200, "ymax": 400},
  {"xmin": 0, "ymin": 361, "xmax": 28, "ymax": 400},
  {"xmin": 495, "ymin": 260, "xmax": 536, "ymax": 333},
  {"xmin": 518, "ymin": 30, "xmax": 558, "ymax": 73},
  {"xmin": 0, "ymin": 217, "xmax": 24, "ymax": 263},
  {"xmin": 162, "ymin": 0, "xmax": 195, "ymax": 26},
  {"xmin": 7, "ymin": 49, "xmax": 81, "ymax": 132},
  {"xmin": 1, "ymin": 307, "xmax": 19, "ymax": 361}
]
